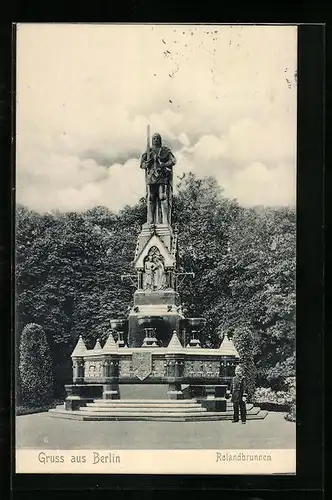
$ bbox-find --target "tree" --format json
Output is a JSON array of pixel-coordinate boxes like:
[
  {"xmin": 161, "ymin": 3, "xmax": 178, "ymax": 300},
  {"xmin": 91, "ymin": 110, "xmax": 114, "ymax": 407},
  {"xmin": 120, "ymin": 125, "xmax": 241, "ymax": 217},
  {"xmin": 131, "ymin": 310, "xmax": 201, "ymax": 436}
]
[
  {"xmin": 15, "ymin": 173, "xmax": 295, "ymax": 397},
  {"xmin": 216, "ymin": 205, "xmax": 296, "ymax": 390},
  {"xmin": 19, "ymin": 323, "xmax": 54, "ymax": 407},
  {"xmin": 172, "ymin": 173, "xmax": 241, "ymax": 345},
  {"xmin": 15, "ymin": 204, "xmax": 140, "ymax": 396},
  {"xmin": 232, "ymin": 326, "xmax": 256, "ymax": 400}
]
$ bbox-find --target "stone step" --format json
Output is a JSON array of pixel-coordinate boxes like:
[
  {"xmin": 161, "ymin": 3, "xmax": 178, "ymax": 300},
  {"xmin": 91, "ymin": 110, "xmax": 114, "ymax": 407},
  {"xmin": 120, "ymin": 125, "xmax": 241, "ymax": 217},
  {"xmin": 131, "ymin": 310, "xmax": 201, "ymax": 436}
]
[
  {"xmin": 84, "ymin": 410, "xmax": 211, "ymax": 418},
  {"xmin": 81, "ymin": 406, "xmax": 207, "ymax": 413},
  {"xmin": 226, "ymin": 403, "xmax": 254, "ymax": 411},
  {"xmin": 246, "ymin": 407, "xmax": 262, "ymax": 416},
  {"xmin": 48, "ymin": 408, "xmax": 268, "ymax": 422},
  {"xmin": 48, "ymin": 409, "xmax": 223, "ymax": 421},
  {"xmin": 77, "ymin": 408, "xmax": 266, "ymax": 418},
  {"xmin": 90, "ymin": 400, "xmax": 257, "ymax": 411},
  {"xmin": 92, "ymin": 398, "xmax": 197, "ymax": 404},
  {"xmin": 57, "ymin": 401, "xmax": 261, "ymax": 415},
  {"xmin": 56, "ymin": 402, "xmax": 260, "ymax": 415},
  {"xmin": 119, "ymin": 384, "xmax": 171, "ymax": 400},
  {"xmin": 48, "ymin": 409, "xmax": 85, "ymax": 420},
  {"xmin": 87, "ymin": 402, "xmax": 201, "ymax": 409}
]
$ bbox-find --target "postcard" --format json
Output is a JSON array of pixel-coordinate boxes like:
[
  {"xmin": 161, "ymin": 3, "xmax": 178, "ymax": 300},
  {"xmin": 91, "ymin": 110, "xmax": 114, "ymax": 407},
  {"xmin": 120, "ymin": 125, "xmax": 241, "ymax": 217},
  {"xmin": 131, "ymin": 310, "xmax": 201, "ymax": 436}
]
[{"xmin": 15, "ymin": 23, "xmax": 297, "ymax": 475}]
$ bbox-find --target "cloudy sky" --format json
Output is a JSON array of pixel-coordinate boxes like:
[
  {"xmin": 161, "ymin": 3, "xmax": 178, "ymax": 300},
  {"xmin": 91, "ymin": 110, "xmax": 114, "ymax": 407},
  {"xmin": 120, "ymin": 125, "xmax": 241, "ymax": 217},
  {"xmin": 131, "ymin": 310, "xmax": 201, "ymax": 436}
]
[{"xmin": 16, "ymin": 24, "xmax": 297, "ymax": 213}]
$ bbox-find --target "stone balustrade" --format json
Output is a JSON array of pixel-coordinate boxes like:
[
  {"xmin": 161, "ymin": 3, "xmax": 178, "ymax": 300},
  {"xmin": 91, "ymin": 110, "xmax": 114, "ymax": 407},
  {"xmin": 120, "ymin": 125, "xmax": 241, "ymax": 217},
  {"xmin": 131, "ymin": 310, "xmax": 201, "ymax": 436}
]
[{"xmin": 71, "ymin": 332, "xmax": 239, "ymax": 386}]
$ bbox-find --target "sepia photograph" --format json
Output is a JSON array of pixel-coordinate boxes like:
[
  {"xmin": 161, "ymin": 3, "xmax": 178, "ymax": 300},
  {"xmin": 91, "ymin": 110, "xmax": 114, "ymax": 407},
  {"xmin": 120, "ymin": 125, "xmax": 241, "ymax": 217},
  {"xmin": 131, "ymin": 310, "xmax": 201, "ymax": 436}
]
[{"xmin": 15, "ymin": 23, "xmax": 297, "ymax": 475}]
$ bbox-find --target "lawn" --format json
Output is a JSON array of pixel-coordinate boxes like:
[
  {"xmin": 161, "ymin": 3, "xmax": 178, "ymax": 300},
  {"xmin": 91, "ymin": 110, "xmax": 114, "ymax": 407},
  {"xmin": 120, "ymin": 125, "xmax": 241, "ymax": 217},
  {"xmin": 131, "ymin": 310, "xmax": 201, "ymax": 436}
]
[{"xmin": 16, "ymin": 411, "xmax": 295, "ymax": 450}]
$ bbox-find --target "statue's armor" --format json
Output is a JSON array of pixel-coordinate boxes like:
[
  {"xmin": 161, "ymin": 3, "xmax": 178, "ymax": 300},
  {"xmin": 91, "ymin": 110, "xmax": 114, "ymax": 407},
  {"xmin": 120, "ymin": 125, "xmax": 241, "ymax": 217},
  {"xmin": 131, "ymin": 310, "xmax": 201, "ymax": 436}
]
[
  {"xmin": 141, "ymin": 146, "xmax": 175, "ymax": 186},
  {"xmin": 140, "ymin": 135, "xmax": 176, "ymax": 225}
]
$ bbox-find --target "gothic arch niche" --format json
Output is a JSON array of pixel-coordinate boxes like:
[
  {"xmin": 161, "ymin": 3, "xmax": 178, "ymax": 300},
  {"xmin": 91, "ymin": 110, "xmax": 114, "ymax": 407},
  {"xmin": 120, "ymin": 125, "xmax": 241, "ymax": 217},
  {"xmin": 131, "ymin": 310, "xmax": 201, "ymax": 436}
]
[{"xmin": 142, "ymin": 246, "xmax": 167, "ymax": 291}]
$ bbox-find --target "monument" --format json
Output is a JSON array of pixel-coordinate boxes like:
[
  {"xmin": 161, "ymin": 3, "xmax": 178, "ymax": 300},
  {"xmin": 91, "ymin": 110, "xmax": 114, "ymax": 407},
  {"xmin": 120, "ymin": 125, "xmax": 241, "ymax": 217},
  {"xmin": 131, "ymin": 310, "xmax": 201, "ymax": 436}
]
[
  {"xmin": 50, "ymin": 128, "xmax": 267, "ymax": 421},
  {"xmin": 127, "ymin": 126, "xmax": 185, "ymax": 348},
  {"xmin": 140, "ymin": 128, "xmax": 176, "ymax": 226}
]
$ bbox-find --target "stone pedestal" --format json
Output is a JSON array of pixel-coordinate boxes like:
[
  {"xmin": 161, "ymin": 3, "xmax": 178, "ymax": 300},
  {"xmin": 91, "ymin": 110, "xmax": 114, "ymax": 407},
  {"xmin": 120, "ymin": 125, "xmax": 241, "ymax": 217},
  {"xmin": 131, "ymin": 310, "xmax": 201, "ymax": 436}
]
[
  {"xmin": 128, "ymin": 215, "xmax": 182, "ymax": 347},
  {"xmin": 188, "ymin": 338, "xmax": 201, "ymax": 348},
  {"xmin": 103, "ymin": 384, "xmax": 120, "ymax": 399},
  {"xmin": 185, "ymin": 384, "xmax": 228, "ymax": 412},
  {"xmin": 134, "ymin": 223, "xmax": 175, "ymax": 258},
  {"xmin": 64, "ymin": 384, "xmax": 103, "ymax": 410},
  {"xmin": 199, "ymin": 398, "xmax": 227, "ymax": 412},
  {"xmin": 167, "ymin": 382, "xmax": 184, "ymax": 400},
  {"xmin": 102, "ymin": 358, "xmax": 120, "ymax": 399},
  {"xmin": 187, "ymin": 384, "xmax": 228, "ymax": 398},
  {"xmin": 63, "ymin": 140, "xmax": 246, "ymax": 420},
  {"xmin": 65, "ymin": 396, "xmax": 83, "ymax": 411},
  {"xmin": 208, "ymin": 385, "xmax": 227, "ymax": 398},
  {"xmin": 165, "ymin": 353, "xmax": 185, "ymax": 399},
  {"xmin": 142, "ymin": 327, "xmax": 159, "ymax": 347},
  {"xmin": 128, "ymin": 290, "xmax": 184, "ymax": 347}
]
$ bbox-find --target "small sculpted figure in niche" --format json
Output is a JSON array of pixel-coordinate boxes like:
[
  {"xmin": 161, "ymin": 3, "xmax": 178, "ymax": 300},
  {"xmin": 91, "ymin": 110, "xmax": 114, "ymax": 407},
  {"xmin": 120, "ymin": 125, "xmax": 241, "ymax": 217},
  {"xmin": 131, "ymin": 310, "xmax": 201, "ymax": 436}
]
[
  {"xmin": 143, "ymin": 254, "xmax": 157, "ymax": 291},
  {"xmin": 153, "ymin": 252, "xmax": 167, "ymax": 290},
  {"xmin": 96, "ymin": 363, "xmax": 102, "ymax": 377},
  {"xmin": 88, "ymin": 364, "xmax": 96, "ymax": 378},
  {"xmin": 140, "ymin": 129, "xmax": 176, "ymax": 225},
  {"xmin": 142, "ymin": 247, "xmax": 167, "ymax": 291}
]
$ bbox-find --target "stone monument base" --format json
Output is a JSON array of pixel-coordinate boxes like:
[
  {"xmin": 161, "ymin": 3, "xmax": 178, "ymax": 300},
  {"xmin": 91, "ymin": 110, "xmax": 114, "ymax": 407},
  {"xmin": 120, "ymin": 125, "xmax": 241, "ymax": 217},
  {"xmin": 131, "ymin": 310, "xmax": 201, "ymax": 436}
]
[{"xmin": 128, "ymin": 291, "xmax": 184, "ymax": 347}]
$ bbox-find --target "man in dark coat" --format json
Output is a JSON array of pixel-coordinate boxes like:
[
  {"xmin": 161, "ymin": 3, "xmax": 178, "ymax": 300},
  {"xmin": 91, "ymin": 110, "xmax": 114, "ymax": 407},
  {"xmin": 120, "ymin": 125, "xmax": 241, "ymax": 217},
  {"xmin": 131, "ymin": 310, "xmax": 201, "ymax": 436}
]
[{"xmin": 228, "ymin": 365, "xmax": 248, "ymax": 423}]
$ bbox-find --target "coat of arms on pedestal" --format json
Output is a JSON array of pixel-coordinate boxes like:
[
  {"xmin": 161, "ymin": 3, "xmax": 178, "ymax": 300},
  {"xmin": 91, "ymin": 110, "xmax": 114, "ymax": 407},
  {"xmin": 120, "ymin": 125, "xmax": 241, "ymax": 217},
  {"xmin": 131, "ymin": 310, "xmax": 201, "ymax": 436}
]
[{"xmin": 132, "ymin": 351, "xmax": 152, "ymax": 380}]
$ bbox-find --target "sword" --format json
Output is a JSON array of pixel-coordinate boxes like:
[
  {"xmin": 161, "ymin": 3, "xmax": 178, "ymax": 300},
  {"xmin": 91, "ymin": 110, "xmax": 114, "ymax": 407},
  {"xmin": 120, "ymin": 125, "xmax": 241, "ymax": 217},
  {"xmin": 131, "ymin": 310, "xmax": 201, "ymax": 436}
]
[{"xmin": 146, "ymin": 124, "xmax": 150, "ymax": 164}]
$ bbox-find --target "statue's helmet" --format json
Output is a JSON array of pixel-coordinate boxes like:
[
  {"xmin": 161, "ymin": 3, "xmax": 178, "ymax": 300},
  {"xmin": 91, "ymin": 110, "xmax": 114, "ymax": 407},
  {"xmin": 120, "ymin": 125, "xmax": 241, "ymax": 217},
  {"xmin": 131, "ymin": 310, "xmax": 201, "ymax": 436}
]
[{"xmin": 152, "ymin": 133, "xmax": 162, "ymax": 147}]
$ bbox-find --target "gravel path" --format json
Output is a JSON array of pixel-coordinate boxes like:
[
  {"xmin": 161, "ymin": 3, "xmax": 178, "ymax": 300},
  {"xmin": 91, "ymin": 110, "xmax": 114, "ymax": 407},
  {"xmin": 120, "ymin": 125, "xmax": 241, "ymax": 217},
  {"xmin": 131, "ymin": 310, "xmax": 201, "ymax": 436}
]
[{"xmin": 16, "ymin": 411, "xmax": 295, "ymax": 450}]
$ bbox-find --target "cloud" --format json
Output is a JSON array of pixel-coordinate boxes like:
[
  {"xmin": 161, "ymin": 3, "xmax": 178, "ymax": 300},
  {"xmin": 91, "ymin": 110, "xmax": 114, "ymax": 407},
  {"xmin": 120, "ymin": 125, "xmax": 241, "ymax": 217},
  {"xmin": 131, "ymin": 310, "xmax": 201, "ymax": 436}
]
[
  {"xmin": 16, "ymin": 24, "xmax": 297, "ymax": 213},
  {"xmin": 223, "ymin": 161, "xmax": 296, "ymax": 207}
]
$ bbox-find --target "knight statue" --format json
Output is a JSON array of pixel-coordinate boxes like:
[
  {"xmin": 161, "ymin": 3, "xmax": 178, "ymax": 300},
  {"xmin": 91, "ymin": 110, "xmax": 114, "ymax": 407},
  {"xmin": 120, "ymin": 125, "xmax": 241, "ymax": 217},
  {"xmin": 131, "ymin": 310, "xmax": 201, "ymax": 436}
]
[{"xmin": 140, "ymin": 127, "xmax": 176, "ymax": 225}]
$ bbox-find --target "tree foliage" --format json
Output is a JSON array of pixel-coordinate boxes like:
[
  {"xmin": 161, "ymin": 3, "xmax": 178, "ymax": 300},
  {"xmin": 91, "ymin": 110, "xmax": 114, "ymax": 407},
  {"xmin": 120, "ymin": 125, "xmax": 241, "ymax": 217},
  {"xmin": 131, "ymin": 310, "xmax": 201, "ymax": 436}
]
[
  {"xmin": 173, "ymin": 174, "xmax": 241, "ymax": 345},
  {"xmin": 18, "ymin": 323, "xmax": 54, "ymax": 407},
  {"xmin": 15, "ymin": 173, "xmax": 296, "ymax": 398},
  {"xmin": 220, "ymin": 205, "xmax": 296, "ymax": 390},
  {"xmin": 232, "ymin": 327, "xmax": 256, "ymax": 400}
]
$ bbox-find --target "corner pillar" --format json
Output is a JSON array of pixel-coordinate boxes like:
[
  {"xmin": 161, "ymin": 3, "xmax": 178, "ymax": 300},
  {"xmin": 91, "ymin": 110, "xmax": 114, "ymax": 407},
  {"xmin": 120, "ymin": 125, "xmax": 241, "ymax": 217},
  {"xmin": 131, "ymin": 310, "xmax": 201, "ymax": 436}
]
[
  {"xmin": 102, "ymin": 357, "xmax": 120, "ymax": 400},
  {"xmin": 73, "ymin": 357, "xmax": 85, "ymax": 384},
  {"xmin": 166, "ymin": 354, "xmax": 185, "ymax": 400}
]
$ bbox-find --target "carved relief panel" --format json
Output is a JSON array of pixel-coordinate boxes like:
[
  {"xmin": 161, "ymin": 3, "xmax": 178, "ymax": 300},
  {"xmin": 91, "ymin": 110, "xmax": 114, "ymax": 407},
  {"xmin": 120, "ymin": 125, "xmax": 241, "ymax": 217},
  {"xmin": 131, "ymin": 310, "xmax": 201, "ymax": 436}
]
[
  {"xmin": 119, "ymin": 358, "xmax": 132, "ymax": 377},
  {"xmin": 152, "ymin": 358, "xmax": 167, "ymax": 377},
  {"xmin": 143, "ymin": 246, "xmax": 167, "ymax": 291},
  {"xmin": 183, "ymin": 359, "xmax": 220, "ymax": 378},
  {"xmin": 85, "ymin": 361, "xmax": 103, "ymax": 379}
]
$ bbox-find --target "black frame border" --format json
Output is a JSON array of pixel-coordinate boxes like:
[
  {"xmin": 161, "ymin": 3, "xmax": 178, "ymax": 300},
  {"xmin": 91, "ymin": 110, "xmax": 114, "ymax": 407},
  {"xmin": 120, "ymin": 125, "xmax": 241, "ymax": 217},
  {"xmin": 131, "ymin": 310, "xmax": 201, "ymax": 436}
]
[{"xmin": 0, "ymin": 21, "xmax": 324, "ymax": 497}]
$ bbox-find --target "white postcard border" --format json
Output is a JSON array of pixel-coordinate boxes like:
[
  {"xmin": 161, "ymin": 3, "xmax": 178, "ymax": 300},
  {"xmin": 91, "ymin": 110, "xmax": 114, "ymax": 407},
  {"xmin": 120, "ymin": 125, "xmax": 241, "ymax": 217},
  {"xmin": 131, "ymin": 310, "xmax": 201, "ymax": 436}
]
[{"xmin": 16, "ymin": 449, "xmax": 296, "ymax": 475}]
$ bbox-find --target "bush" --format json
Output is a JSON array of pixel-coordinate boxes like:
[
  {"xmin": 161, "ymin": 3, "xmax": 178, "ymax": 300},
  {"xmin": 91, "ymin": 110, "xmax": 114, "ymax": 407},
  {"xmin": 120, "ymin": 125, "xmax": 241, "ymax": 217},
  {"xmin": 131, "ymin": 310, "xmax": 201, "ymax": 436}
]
[
  {"xmin": 265, "ymin": 355, "xmax": 296, "ymax": 391},
  {"xmin": 285, "ymin": 403, "xmax": 296, "ymax": 422},
  {"xmin": 284, "ymin": 377, "xmax": 296, "ymax": 422},
  {"xmin": 232, "ymin": 326, "xmax": 256, "ymax": 401},
  {"xmin": 254, "ymin": 377, "xmax": 296, "ymax": 420},
  {"xmin": 254, "ymin": 386, "xmax": 292, "ymax": 406},
  {"xmin": 19, "ymin": 323, "xmax": 54, "ymax": 407}
]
